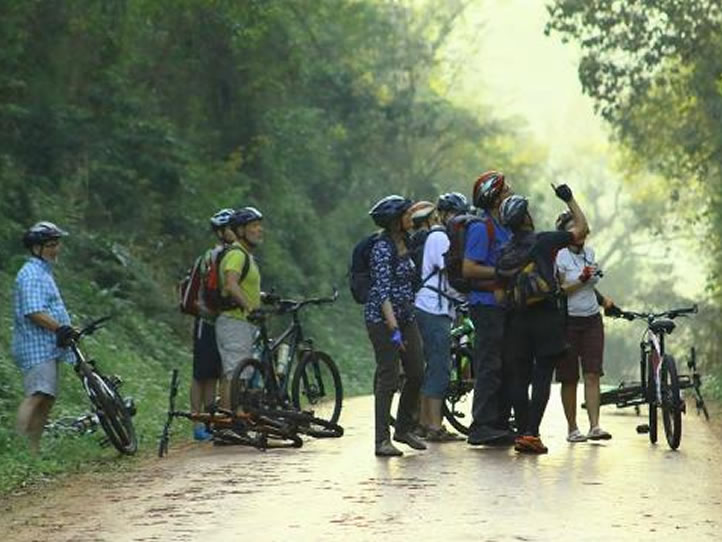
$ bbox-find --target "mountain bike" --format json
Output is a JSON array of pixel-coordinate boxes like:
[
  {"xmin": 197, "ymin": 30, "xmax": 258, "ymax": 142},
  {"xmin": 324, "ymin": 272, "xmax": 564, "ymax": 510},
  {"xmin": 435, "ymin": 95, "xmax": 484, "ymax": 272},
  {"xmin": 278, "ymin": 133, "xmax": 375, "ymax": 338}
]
[
  {"xmin": 609, "ymin": 305, "xmax": 698, "ymax": 450},
  {"xmin": 158, "ymin": 369, "xmax": 303, "ymax": 457},
  {"xmin": 229, "ymin": 289, "xmax": 344, "ymax": 438},
  {"xmin": 441, "ymin": 303, "xmax": 475, "ymax": 435},
  {"xmin": 67, "ymin": 316, "xmax": 138, "ymax": 455}
]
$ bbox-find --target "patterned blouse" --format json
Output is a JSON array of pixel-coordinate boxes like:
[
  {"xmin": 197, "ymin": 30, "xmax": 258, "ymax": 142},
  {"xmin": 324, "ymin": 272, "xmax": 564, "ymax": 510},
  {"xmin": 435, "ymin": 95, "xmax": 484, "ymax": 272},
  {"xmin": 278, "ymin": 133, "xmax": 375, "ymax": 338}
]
[{"xmin": 364, "ymin": 234, "xmax": 417, "ymax": 325}]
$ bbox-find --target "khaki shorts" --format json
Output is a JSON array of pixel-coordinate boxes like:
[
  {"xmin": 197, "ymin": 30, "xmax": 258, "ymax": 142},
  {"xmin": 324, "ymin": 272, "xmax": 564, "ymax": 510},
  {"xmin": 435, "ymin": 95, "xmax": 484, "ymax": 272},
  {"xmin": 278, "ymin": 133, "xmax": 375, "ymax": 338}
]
[
  {"xmin": 214, "ymin": 314, "xmax": 257, "ymax": 378},
  {"xmin": 23, "ymin": 359, "xmax": 60, "ymax": 397}
]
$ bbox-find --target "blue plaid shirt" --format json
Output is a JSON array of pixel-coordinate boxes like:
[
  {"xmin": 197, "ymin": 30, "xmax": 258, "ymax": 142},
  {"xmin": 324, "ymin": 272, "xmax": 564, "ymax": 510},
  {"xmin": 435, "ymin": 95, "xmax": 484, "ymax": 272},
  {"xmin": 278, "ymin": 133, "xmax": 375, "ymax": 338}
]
[{"xmin": 11, "ymin": 257, "xmax": 73, "ymax": 372}]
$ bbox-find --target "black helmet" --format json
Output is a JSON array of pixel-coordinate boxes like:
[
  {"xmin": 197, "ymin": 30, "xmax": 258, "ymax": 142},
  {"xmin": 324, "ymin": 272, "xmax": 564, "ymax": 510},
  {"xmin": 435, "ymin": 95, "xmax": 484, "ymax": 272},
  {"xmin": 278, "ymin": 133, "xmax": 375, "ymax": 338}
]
[
  {"xmin": 499, "ymin": 195, "xmax": 529, "ymax": 228},
  {"xmin": 210, "ymin": 208, "xmax": 235, "ymax": 230},
  {"xmin": 437, "ymin": 192, "xmax": 469, "ymax": 214},
  {"xmin": 22, "ymin": 221, "xmax": 68, "ymax": 249},
  {"xmin": 231, "ymin": 206, "xmax": 263, "ymax": 228},
  {"xmin": 555, "ymin": 210, "xmax": 574, "ymax": 231},
  {"xmin": 369, "ymin": 195, "xmax": 412, "ymax": 228}
]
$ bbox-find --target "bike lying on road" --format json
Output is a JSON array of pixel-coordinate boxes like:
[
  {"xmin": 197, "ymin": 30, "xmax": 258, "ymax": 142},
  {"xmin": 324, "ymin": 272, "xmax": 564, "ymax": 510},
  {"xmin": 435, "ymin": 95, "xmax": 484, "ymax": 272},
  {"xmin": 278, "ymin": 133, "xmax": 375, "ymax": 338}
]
[
  {"xmin": 66, "ymin": 316, "xmax": 138, "ymax": 455},
  {"xmin": 594, "ymin": 305, "xmax": 708, "ymax": 450}
]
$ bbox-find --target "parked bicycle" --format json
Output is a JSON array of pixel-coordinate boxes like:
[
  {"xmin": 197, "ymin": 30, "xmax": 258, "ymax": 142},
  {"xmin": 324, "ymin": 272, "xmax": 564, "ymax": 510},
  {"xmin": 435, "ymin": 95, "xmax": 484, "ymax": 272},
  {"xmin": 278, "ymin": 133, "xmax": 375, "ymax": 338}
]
[
  {"xmin": 67, "ymin": 316, "xmax": 138, "ymax": 455},
  {"xmin": 442, "ymin": 302, "xmax": 475, "ymax": 435},
  {"xmin": 229, "ymin": 289, "xmax": 344, "ymax": 437},
  {"xmin": 604, "ymin": 305, "xmax": 700, "ymax": 450}
]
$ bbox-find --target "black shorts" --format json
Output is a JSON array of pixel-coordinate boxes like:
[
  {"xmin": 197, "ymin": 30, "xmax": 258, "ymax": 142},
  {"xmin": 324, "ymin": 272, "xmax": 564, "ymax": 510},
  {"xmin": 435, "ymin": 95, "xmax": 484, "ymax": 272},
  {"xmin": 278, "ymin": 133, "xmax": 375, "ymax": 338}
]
[{"xmin": 193, "ymin": 318, "xmax": 222, "ymax": 380}]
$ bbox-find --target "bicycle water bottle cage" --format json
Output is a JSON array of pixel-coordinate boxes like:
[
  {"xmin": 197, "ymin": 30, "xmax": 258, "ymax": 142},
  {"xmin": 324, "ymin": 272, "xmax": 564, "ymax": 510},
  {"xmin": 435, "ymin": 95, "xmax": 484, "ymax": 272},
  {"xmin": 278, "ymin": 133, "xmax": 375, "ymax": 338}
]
[{"xmin": 650, "ymin": 319, "xmax": 676, "ymax": 335}]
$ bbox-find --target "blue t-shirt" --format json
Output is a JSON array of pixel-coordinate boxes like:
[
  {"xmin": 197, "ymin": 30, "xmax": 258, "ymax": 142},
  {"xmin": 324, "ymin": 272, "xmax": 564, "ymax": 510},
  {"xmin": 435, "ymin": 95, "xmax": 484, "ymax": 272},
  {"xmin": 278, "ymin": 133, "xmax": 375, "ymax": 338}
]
[{"xmin": 463, "ymin": 217, "xmax": 511, "ymax": 306}]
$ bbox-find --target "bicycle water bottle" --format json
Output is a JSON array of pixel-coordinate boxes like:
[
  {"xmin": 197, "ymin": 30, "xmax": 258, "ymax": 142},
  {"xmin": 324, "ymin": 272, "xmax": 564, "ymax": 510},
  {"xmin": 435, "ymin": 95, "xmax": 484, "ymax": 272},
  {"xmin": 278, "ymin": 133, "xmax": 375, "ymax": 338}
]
[{"xmin": 276, "ymin": 343, "xmax": 291, "ymax": 376}]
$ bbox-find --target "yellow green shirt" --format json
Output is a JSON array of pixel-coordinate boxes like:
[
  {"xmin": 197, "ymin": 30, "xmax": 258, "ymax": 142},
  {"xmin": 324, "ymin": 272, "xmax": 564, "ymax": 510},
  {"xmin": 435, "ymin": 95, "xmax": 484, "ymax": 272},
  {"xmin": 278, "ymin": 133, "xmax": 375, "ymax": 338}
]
[{"xmin": 219, "ymin": 242, "xmax": 261, "ymax": 321}]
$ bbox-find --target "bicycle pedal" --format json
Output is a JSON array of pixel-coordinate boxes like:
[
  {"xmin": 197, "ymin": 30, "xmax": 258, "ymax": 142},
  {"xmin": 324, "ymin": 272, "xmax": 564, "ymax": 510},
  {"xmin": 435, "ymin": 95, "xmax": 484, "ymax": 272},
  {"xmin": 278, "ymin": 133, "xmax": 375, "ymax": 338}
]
[{"xmin": 636, "ymin": 424, "xmax": 649, "ymax": 434}]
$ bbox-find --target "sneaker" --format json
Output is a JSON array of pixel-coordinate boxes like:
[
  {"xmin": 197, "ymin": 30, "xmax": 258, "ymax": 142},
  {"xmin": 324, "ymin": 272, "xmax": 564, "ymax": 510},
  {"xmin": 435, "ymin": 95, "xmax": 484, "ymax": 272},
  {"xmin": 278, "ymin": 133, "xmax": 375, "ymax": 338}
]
[
  {"xmin": 425, "ymin": 426, "xmax": 465, "ymax": 443},
  {"xmin": 375, "ymin": 439, "xmax": 403, "ymax": 457},
  {"xmin": 393, "ymin": 431, "xmax": 427, "ymax": 450},
  {"xmin": 467, "ymin": 427, "xmax": 514, "ymax": 446},
  {"xmin": 587, "ymin": 426, "xmax": 612, "ymax": 441},
  {"xmin": 514, "ymin": 435, "xmax": 549, "ymax": 454},
  {"xmin": 411, "ymin": 424, "xmax": 429, "ymax": 439},
  {"xmin": 566, "ymin": 429, "xmax": 588, "ymax": 443},
  {"xmin": 193, "ymin": 425, "xmax": 213, "ymax": 441}
]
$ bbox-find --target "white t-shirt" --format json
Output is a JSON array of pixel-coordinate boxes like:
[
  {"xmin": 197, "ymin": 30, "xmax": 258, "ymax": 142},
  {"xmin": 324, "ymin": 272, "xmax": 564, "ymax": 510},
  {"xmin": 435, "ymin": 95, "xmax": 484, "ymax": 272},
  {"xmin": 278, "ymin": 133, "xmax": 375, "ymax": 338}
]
[
  {"xmin": 414, "ymin": 229, "xmax": 458, "ymax": 316},
  {"xmin": 556, "ymin": 246, "xmax": 601, "ymax": 317}
]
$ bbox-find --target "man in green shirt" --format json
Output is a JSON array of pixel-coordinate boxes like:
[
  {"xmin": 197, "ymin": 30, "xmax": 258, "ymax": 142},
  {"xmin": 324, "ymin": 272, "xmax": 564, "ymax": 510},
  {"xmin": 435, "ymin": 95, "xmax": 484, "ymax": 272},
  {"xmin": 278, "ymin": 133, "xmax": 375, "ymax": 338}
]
[{"xmin": 215, "ymin": 206, "xmax": 264, "ymax": 409}]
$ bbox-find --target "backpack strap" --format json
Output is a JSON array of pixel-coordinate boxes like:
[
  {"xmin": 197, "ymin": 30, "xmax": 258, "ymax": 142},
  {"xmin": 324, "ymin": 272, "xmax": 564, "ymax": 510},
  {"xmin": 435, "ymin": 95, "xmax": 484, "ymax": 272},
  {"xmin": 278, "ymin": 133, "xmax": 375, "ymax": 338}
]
[{"xmin": 485, "ymin": 216, "xmax": 495, "ymax": 249}]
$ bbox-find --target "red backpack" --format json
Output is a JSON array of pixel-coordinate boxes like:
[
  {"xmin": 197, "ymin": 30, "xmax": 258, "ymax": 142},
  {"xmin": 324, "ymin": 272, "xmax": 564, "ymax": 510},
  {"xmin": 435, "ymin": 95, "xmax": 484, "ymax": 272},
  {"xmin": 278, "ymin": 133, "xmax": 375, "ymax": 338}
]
[
  {"xmin": 201, "ymin": 245, "xmax": 250, "ymax": 314},
  {"xmin": 444, "ymin": 213, "xmax": 500, "ymax": 293},
  {"xmin": 177, "ymin": 256, "xmax": 204, "ymax": 316}
]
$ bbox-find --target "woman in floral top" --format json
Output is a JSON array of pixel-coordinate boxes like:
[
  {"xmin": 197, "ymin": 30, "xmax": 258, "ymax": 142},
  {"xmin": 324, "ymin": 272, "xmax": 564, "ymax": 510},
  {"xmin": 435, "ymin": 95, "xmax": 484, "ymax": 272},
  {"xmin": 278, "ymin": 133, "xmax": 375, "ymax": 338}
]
[{"xmin": 365, "ymin": 195, "xmax": 426, "ymax": 457}]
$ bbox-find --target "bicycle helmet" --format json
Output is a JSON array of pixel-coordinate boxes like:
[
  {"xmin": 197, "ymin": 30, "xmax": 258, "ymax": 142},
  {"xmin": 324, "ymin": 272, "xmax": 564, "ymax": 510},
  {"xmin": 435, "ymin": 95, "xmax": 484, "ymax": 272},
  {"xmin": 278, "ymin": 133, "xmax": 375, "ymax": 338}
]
[
  {"xmin": 369, "ymin": 195, "xmax": 413, "ymax": 228},
  {"xmin": 22, "ymin": 221, "xmax": 68, "ymax": 248},
  {"xmin": 210, "ymin": 208, "xmax": 235, "ymax": 230},
  {"xmin": 437, "ymin": 192, "xmax": 469, "ymax": 214},
  {"xmin": 472, "ymin": 170, "xmax": 506, "ymax": 209},
  {"xmin": 231, "ymin": 206, "xmax": 264, "ymax": 227},
  {"xmin": 499, "ymin": 195, "xmax": 529, "ymax": 228},
  {"xmin": 408, "ymin": 200, "xmax": 436, "ymax": 224},
  {"xmin": 555, "ymin": 210, "xmax": 574, "ymax": 231}
]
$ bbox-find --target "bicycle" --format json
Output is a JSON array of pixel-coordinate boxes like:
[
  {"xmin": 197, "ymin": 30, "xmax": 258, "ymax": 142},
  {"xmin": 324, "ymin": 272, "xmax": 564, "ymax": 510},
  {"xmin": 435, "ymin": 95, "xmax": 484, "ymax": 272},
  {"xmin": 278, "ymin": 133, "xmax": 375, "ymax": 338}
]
[
  {"xmin": 229, "ymin": 289, "xmax": 344, "ymax": 438},
  {"xmin": 66, "ymin": 316, "xmax": 138, "ymax": 455},
  {"xmin": 441, "ymin": 302, "xmax": 475, "ymax": 435},
  {"xmin": 606, "ymin": 305, "xmax": 699, "ymax": 450},
  {"xmin": 158, "ymin": 369, "xmax": 303, "ymax": 457}
]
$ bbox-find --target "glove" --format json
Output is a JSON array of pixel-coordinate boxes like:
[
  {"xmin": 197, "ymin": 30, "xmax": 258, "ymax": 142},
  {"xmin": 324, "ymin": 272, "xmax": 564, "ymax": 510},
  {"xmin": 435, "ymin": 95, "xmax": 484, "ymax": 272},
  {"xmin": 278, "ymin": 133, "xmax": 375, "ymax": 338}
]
[
  {"xmin": 261, "ymin": 291, "xmax": 281, "ymax": 305},
  {"xmin": 55, "ymin": 325, "xmax": 79, "ymax": 347},
  {"xmin": 389, "ymin": 328, "xmax": 404, "ymax": 349},
  {"xmin": 578, "ymin": 266, "xmax": 594, "ymax": 283},
  {"xmin": 604, "ymin": 305, "xmax": 622, "ymax": 318},
  {"xmin": 551, "ymin": 183, "xmax": 573, "ymax": 202}
]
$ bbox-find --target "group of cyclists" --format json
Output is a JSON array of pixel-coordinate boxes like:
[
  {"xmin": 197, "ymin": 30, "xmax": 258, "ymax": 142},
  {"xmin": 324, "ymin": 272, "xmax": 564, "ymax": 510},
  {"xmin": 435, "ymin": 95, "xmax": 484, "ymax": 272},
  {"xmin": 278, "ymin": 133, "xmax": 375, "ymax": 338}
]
[{"xmin": 365, "ymin": 171, "xmax": 619, "ymax": 456}]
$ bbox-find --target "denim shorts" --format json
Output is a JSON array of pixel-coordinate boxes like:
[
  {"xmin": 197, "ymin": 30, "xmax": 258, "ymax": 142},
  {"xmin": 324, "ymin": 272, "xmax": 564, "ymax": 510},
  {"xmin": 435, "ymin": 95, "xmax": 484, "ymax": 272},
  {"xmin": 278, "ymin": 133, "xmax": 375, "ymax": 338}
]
[
  {"xmin": 415, "ymin": 308, "xmax": 452, "ymax": 399},
  {"xmin": 23, "ymin": 359, "xmax": 60, "ymax": 397}
]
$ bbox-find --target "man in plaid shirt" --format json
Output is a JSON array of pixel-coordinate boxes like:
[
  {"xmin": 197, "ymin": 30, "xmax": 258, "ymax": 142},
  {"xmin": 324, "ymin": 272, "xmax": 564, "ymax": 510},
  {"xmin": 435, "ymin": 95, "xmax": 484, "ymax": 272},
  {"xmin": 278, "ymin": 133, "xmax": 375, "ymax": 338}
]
[{"xmin": 12, "ymin": 222, "xmax": 77, "ymax": 453}]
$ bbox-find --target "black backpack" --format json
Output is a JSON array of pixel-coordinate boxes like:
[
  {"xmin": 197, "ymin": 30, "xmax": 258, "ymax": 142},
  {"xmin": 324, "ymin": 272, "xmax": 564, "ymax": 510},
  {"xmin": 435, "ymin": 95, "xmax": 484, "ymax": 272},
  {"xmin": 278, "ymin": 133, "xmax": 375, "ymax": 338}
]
[
  {"xmin": 348, "ymin": 233, "xmax": 395, "ymax": 304},
  {"xmin": 495, "ymin": 233, "xmax": 556, "ymax": 309},
  {"xmin": 444, "ymin": 213, "xmax": 499, "ymax": 293}
]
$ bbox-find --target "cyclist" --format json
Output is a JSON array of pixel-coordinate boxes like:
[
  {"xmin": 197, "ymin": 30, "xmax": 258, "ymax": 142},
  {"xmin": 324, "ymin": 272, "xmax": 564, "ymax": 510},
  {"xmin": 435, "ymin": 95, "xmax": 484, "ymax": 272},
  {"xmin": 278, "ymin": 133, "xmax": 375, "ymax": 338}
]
[
  {"xmin": 12, "ymin": 222, "xmax": 77, "ymax": 453},
  {"xmin": 499, "ymin": 185, "xmax": 589, "ymax": 454},
  {"xmin": 462, "ymin": 170, "xmax": 515, "ymax": 445},
  {"xmin": 190, "ymin": 208, "xmax": 236, "ymax": 441},
  {"xmin": 366, "ymin": 195, "xmax": 427, "ymax": 457},
  {"xmin": 414, "ymin": 193, "xmax": 469, "ymax": 442},
  {"xmin": 555, "ymin": 210, "xmax": 617, "ymax": 442},
  {"xmin": 215, "ymin": 207, "xmax": 264, "ymax": 413}
]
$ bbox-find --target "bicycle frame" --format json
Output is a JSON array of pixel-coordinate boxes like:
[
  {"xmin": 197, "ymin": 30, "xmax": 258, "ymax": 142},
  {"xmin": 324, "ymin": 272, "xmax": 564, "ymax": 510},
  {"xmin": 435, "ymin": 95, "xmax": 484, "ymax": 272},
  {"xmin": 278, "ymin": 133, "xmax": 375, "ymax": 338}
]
[{"xmin": 641, "ymin": 327, "xmax": 665, "ymax": 406}]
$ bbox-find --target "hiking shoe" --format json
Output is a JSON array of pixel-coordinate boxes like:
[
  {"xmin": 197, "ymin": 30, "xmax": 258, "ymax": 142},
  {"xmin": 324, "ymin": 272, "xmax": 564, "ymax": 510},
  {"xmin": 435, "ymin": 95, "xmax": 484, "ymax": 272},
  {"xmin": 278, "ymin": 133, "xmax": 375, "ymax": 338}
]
[
  {"xmin": 566, "ymin": 429, "xmax": 588, "ymax": 443},
  {"xmin": 587, "ymin": 426, "xmax": 612, "ymax": 441},
  {"xmin": 514, "ymin": 435, "xmax": 549, "ymax": 454},
  {"xmin": 375, "ymin": 439, "xmax": 403, "ymax": 457},
  {"xmin": 468, "ymin": 427, "xmax": 514, "ymax": 446},
  {"xmin": 411, "ymin": 424, "xmax": 429, "ymax": 439},
  {"xmin": 394, "ymin": 431, "xmax": 427, "ymax": 450},
  {"xmin": 425, "ymin": 426, "xmax": 465, "ymax": 443},
  {"xmin": 193, "ymin": 425, "xmax": 213, "ymax": 441}
]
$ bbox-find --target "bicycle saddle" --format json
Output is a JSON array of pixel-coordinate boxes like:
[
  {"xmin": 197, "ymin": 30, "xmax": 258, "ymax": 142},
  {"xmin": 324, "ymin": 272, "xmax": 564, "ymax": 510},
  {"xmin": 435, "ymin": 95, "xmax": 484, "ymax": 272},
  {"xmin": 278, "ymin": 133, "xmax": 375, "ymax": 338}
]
[{"xmin": 650, "ymin": 319, "xmax": 676, "ymax": 335}]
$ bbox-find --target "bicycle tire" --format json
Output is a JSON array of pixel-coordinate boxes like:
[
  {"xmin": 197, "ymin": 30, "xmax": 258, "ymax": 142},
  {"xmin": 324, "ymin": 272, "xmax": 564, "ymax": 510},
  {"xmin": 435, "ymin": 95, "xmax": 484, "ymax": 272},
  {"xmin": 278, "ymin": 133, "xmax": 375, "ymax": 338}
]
[
  {"xmin": 251, "ymin": 405, "xmax": 343, "ymax": 438},
  {"xmin": 158, "ymin": 369, "xmax": 179, "ymax": 458},
  {"xmin": 647, "ymin": 355, "xmax": 658, "ymax": 444},
  {"xmin": 230, "ymin": 358, "xmax": 272, "ymax": 412},
  {"xmin": 442, "ymin": 346, "xmax": 474, "ymax": 435},
  {"xmin": 291, "ymin": 350, "xmax": 343, "ymax": 425},
  {"xmin": 661, "ymin": 355, "xmax": 682, "ymax": 450},
  {"xmin": 85, "ymin": 372, "xmax": 137, "ymax": 455}
]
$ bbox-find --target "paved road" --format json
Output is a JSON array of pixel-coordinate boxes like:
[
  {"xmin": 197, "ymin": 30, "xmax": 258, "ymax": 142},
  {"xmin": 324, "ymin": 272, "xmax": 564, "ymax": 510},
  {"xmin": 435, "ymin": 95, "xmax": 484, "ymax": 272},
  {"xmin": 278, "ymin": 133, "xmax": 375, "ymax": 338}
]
[{"xmin": 1, "ymin": 389, "xmax": 721, "ymax": 541}]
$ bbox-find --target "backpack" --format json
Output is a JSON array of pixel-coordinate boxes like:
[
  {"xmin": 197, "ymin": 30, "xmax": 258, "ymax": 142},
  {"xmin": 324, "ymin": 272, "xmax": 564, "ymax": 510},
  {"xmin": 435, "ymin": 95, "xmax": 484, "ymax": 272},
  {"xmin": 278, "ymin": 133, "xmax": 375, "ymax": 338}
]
[
  {"xmin": 407, "ymin": 226, "xmax": 445, "ymax": 291},
  {"xmin": 202, "ymin": 244, "xmax": 251, "ymax": 314},
  {"xmin": 444, "ymin": 213, "xmax": 498, "ymax": 293},
  {"xmin": 349, "ymin": 232, "xmax": 405, "ymax": 304},
  {"xmin": 495, "ymin": 233, "xmax": 556, "ymax": 309},
  {"xmin": 177, "ymin": 256, "xmax": 203, "ymax": 316}
]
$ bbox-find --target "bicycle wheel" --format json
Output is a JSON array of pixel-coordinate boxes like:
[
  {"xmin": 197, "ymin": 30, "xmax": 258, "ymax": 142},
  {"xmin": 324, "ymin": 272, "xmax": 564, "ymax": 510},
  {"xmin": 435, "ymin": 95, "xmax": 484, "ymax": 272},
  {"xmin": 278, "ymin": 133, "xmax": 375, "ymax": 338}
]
[
  {"xmin": 230, "ymin": 358, "xmax": 272, "ymax": 412},
  {"xmin": 291, "ymin": 350, "xmax": 343, "ymax": 425},
  {"xmin": 442, "ymin": 346, "xmax": 474, "ymax": 435},
  {"xmin": 647, "ymin": 356, "xmax": 658, "ymax": 444},
  {"xmin": 85, "ymin": 372, "xmax": 137, "ymax": 455},
  {"xmin": 661, "ymin": 355, "xmax": 683, "ymax": 450},
  {"xmin": 252, "ymin": 406, "xmax": 343, "ymax": 439}
]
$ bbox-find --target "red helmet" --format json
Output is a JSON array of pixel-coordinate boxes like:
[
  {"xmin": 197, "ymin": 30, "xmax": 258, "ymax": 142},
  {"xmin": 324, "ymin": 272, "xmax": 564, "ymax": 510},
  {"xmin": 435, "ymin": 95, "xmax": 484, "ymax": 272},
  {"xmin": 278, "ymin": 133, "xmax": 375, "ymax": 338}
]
[{"xmin": 472, "ymin": 170, "xmax": 506, "ymax": 209}]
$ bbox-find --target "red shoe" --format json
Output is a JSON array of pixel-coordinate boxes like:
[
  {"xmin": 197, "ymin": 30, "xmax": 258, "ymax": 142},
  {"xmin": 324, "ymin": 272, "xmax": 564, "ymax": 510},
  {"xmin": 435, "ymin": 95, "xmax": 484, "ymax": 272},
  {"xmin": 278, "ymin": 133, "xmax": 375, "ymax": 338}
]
[{"xmin": 514, "ymin": 435, "xmax": 548, "ymax": 454}]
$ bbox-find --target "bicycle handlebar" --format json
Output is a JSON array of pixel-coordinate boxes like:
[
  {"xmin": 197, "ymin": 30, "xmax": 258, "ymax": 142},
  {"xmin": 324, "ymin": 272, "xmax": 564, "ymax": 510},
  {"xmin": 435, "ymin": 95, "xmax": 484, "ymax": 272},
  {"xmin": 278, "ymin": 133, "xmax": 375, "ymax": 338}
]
[
  {"xmin": 617, "ymin": 304, "xmax": 698, "ymax": 322},
  {"xmin": 250, "ymin": 288, "xmax": 339, "ymax": 322},
  {"xmin": 78, "ymin": 316, "xmax": 113, "ymax": 339}
]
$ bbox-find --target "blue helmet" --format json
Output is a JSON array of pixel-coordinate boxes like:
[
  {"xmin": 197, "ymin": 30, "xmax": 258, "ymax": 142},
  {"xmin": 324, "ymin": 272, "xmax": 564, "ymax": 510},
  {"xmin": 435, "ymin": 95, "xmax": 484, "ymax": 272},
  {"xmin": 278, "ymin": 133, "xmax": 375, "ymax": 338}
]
[
  {"xmin": 231, "ymin": 206, "xmax": 264, "ymax": 227},
  {"xmin": 369, "ymin": 195, "xmax": 412, "ymax": 228},
  {"xmin": 499, "ymin": 195, "xmax": 529, "ymax": 228},
  {"xmin": 437, "ymin": 192, "xmax": 469, "ymax": 214},
  {"xmin": 22, "ymin": 221, "xmax": 68, "ymax": 248}
]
